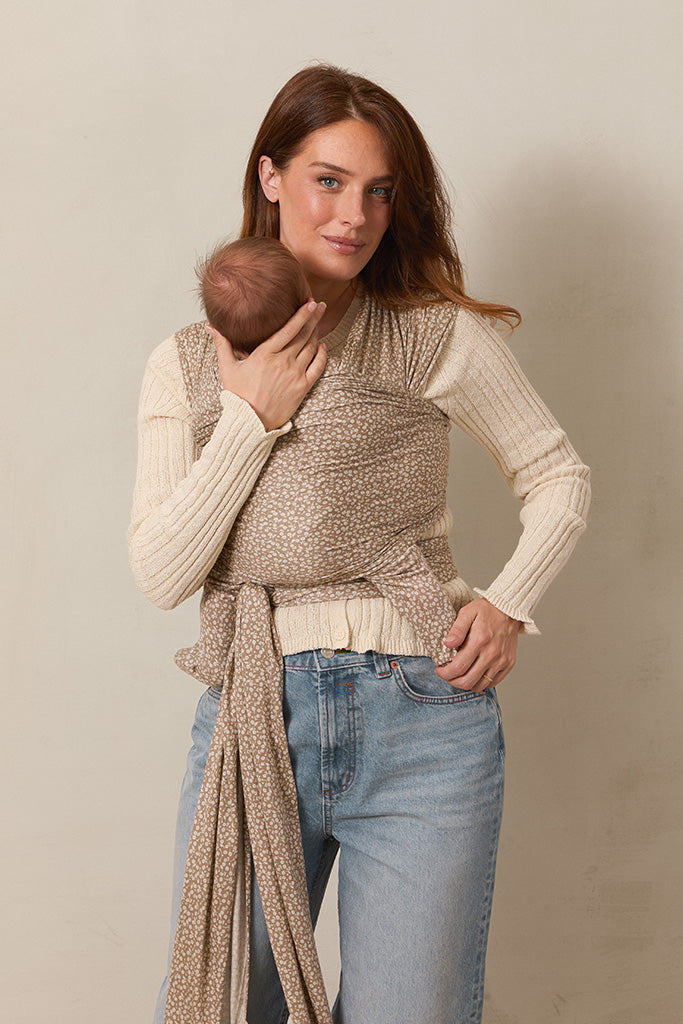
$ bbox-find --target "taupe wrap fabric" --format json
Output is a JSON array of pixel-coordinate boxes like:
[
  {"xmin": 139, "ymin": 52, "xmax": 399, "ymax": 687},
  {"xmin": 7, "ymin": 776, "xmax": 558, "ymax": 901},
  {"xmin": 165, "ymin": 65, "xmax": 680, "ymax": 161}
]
[{"xmin": 165, "ymin": 298, "xmax": 462, "ymax": 1024}]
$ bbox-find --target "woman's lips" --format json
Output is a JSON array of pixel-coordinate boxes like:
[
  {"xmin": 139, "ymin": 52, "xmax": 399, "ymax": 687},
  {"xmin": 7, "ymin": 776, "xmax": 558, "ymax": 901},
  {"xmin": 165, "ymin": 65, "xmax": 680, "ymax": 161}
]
[{"xmin": 323, "ymin": 236, "xmax": 365, "ymax": 255}]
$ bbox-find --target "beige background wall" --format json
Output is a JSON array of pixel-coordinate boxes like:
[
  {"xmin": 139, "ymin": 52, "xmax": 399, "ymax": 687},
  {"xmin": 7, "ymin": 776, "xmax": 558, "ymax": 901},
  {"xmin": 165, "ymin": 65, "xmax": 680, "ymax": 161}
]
[{"xmin": 2, "ymin": 2, "xmax": 681, "ymax": 1022}]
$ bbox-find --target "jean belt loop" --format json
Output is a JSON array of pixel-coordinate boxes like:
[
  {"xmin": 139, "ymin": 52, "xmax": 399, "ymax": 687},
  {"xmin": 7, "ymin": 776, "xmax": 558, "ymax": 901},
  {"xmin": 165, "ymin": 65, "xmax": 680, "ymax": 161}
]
[{"xmin": 372, "ymin": 651, "xmax": 392, "ymax": 677}]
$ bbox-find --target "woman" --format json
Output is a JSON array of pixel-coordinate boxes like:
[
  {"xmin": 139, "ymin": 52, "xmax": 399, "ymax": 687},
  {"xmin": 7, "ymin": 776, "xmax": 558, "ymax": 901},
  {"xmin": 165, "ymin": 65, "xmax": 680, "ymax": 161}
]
[{"xmin": 129, "ymin": 65, "xmax": 590, "ymax": 1024}]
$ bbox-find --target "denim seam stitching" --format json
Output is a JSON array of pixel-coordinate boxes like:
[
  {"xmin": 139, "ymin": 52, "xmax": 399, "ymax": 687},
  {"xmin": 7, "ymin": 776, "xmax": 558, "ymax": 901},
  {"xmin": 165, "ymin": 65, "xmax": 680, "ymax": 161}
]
[
  {"xmin": 322, "ymin": 668, "xmax": 358, "ymax": 801},
  {"xmin": 340, "ymin": 666, "xmax": 357, "ymax": 793},
  {"xmin": 485, "ymin": 691, "xmax": 506, "ymax": 766},
  {"xmin": 467, "ymin": 760, "xmax": 504, "ymax": 1021},
  {"xmin": 392, "ymin": 661, "xmax": 486, "ymax": 706},
  {"xmin": 321, "ymin": 668, "xmax": 334, "ymax": 837}
]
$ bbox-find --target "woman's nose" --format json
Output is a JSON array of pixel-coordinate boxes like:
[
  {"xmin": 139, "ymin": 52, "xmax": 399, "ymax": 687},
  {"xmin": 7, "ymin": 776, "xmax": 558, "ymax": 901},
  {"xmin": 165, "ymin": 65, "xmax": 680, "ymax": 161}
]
[{"xmin": 339, "ymin": 190, "xmax": 366, "ymax": 227}]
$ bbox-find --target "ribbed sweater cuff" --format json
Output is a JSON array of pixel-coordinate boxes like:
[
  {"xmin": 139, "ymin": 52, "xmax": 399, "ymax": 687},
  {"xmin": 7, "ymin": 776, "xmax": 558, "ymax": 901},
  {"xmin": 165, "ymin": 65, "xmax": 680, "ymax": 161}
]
[
  {"xmin": 472, "ymin": 587, "xmax": 540, "ymax": 635},
  {"xmin": 218, "ymin": 389, "xmax": 292, "ymax": 439}
]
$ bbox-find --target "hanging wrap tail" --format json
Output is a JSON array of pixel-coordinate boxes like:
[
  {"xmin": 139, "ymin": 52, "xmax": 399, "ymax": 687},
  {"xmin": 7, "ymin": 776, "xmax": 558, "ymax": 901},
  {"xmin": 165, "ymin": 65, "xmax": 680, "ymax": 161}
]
[{"xmin": 166, "ymin": 583, "xmax": 333, "ymax": 1024}]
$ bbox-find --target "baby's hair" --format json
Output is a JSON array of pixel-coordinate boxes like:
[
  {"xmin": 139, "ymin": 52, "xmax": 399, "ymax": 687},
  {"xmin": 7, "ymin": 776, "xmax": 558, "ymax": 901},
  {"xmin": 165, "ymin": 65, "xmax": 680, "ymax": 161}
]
[{"xmin": 197, "ymin": 237, "xmax": 310, "ymax": 352}]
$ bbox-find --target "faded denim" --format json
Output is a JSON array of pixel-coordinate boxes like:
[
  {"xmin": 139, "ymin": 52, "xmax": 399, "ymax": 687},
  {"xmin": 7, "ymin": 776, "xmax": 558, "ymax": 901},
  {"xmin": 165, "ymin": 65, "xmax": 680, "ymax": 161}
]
[{"xmin": 153, "ymin": 649, "xmax": 505, "ymax": 1024}]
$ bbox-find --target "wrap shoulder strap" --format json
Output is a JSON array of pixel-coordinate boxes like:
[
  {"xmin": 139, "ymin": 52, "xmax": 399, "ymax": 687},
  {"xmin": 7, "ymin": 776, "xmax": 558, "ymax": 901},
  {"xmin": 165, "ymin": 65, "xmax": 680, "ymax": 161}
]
[{"xmin": 175, "ymin": 321, "xmax": 224, "ymax": 449}]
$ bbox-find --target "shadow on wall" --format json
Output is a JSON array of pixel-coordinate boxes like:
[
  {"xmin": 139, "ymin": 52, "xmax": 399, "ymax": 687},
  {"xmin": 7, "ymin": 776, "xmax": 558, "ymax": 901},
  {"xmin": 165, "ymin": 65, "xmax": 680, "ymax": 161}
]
[
  {"xmin": 457, "ymin": 145, "xmax": 680, "ymax": 688},
  {"xmin": 449, "ymin": 148, "xmax": 682, "ymax": 1022}
]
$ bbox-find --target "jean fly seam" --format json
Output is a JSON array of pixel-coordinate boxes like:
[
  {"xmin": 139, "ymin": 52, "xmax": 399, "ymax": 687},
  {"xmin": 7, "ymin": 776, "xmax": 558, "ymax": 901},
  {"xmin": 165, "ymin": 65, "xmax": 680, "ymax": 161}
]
[
  {"xmin": 334, "ymin": 666, "xmax": 357, "ymax": 797},
  {"xmin": 322, "ymin": 669, "xmax": 358, "ymax": 827},
  {"xmin": 321, "ymin": 666, "xmax": 334, "ymax": 837}
]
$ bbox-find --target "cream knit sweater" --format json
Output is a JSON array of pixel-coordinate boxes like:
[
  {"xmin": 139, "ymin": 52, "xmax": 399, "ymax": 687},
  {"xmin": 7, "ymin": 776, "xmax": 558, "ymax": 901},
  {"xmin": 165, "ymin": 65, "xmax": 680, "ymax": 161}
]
[{"xmin": 128, "ymin": 295, "xmax": 590, "ymax": 653}]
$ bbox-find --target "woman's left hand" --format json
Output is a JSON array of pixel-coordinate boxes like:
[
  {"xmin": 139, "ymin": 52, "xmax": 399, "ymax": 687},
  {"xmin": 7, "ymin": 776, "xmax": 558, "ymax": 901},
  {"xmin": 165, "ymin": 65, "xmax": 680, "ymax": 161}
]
[{"xmin": 435, "ymin": 598, "xmax": 521, "ymax": 691}]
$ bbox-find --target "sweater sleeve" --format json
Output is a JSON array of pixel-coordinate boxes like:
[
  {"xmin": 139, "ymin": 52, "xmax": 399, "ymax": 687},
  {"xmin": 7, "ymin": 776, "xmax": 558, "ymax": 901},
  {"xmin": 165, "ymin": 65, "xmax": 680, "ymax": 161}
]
[
  {"xmin": 422, "ymin": 308, "xmax": 591, "ymax": 632},
  {"xmin": 127, "ymin": 336, "xmax": 291, "ymax": 609}
]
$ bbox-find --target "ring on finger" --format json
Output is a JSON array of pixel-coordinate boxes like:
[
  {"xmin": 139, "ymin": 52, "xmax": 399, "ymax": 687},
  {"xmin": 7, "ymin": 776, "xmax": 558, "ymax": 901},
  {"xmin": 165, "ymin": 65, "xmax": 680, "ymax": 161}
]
[{"xmin": 483, "ymin": 673, "xmax": 495, "ymax": 684}]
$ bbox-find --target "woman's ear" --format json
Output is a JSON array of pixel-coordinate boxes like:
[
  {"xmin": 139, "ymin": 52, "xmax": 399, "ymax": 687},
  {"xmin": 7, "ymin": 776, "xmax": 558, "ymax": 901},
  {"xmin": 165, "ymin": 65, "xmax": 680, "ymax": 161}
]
[{"xmin": 258, "ymin": 156, "xmax": 280, "ymax": 204}]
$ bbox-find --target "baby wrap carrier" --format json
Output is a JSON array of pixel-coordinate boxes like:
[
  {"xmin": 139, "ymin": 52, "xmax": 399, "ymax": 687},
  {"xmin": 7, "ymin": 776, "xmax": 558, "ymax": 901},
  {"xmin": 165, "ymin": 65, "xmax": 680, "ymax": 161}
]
[{"xmin": 165, "ymin": 296, "xmax": 463, "ymax": 1024}]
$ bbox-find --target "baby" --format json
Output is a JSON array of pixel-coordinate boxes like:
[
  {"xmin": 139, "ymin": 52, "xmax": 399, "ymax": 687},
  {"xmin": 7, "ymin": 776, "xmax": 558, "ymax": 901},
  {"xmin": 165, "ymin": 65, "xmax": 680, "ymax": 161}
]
[{"xmin": 197, "ymin": 237, "xmax": 310, "ymax": 354}]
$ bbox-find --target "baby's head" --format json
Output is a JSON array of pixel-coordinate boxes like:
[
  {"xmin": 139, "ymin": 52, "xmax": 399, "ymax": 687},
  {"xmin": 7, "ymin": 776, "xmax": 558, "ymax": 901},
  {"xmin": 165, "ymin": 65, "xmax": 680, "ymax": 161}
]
[{"xmin": 197, "ymin": 237, "xmax": 310, "ymax": 354}]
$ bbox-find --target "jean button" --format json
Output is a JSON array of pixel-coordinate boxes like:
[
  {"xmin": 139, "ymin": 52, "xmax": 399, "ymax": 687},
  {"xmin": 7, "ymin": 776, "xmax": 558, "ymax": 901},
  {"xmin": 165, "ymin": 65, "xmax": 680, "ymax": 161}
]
[{"xmin": 320, "ymin": 648, "xmax": 335, "ymax": 659}]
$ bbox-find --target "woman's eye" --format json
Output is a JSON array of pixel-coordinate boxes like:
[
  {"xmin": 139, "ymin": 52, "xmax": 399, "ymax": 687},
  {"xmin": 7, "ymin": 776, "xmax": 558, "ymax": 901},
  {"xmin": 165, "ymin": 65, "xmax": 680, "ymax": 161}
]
[
  {"xmin": 319, "ymin": 176, "xmax": 339, "ymax": 189},
  {"xmin": 370, "ymin": 186, "xmax": 393, "ymax": 200}
]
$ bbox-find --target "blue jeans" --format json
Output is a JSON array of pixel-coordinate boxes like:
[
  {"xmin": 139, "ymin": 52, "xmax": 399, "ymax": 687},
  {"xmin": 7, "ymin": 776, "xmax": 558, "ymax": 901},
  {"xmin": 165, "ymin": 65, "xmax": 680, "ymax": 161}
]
[{"xmin": 153, "ymin": 650, "xmax": 505, "ymax": 1024}]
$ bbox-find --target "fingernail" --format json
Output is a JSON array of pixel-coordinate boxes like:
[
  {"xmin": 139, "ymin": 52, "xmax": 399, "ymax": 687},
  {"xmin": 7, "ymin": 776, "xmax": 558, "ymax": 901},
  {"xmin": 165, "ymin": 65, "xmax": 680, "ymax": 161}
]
[
  {"xmin": 307, "ymin": 301, "xmax": 317, "ymax": 312},
  {"xmin": 317, "ymin": 301, "xmax": 327, "ymax": 312}
]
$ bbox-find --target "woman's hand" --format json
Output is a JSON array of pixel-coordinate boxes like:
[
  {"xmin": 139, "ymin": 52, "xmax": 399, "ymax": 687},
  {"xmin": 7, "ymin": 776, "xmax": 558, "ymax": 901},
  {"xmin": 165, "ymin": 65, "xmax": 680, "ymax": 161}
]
[
  {"xmin": 436, "ymin": 598, "xmax": 521, "ymax": 691},
  {"xmin": 206, "ymin": 300, "xmax": 328, "ymax": 432}
]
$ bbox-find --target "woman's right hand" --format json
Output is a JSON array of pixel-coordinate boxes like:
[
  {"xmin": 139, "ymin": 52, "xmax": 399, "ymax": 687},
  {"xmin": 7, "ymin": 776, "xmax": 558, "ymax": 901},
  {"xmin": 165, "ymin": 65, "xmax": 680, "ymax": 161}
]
[{"xmin": 206, "ymin": 300, "xmax": 328, "ymax": 432}]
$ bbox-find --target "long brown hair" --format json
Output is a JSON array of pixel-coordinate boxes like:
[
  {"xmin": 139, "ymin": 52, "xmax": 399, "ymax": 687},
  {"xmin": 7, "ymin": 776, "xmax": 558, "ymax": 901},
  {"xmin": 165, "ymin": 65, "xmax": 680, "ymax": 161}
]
[{"xmin": 241, "ymin": 65, "xmax": 520, "ymax": 328}]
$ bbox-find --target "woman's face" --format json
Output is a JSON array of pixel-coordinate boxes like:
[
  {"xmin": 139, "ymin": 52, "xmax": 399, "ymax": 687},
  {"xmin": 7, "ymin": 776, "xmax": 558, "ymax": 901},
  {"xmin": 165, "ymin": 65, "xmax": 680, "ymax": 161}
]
[{"xmin": 258, "ymin": 119, "xmax": 394, "ymax": 292}]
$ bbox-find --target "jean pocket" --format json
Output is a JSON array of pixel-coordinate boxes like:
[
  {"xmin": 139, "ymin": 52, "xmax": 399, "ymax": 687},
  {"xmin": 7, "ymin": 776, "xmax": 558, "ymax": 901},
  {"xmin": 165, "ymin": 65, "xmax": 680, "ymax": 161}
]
[{"xmin": 390, "ymin": 655, "xmax": 485, "ymax": 706}]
